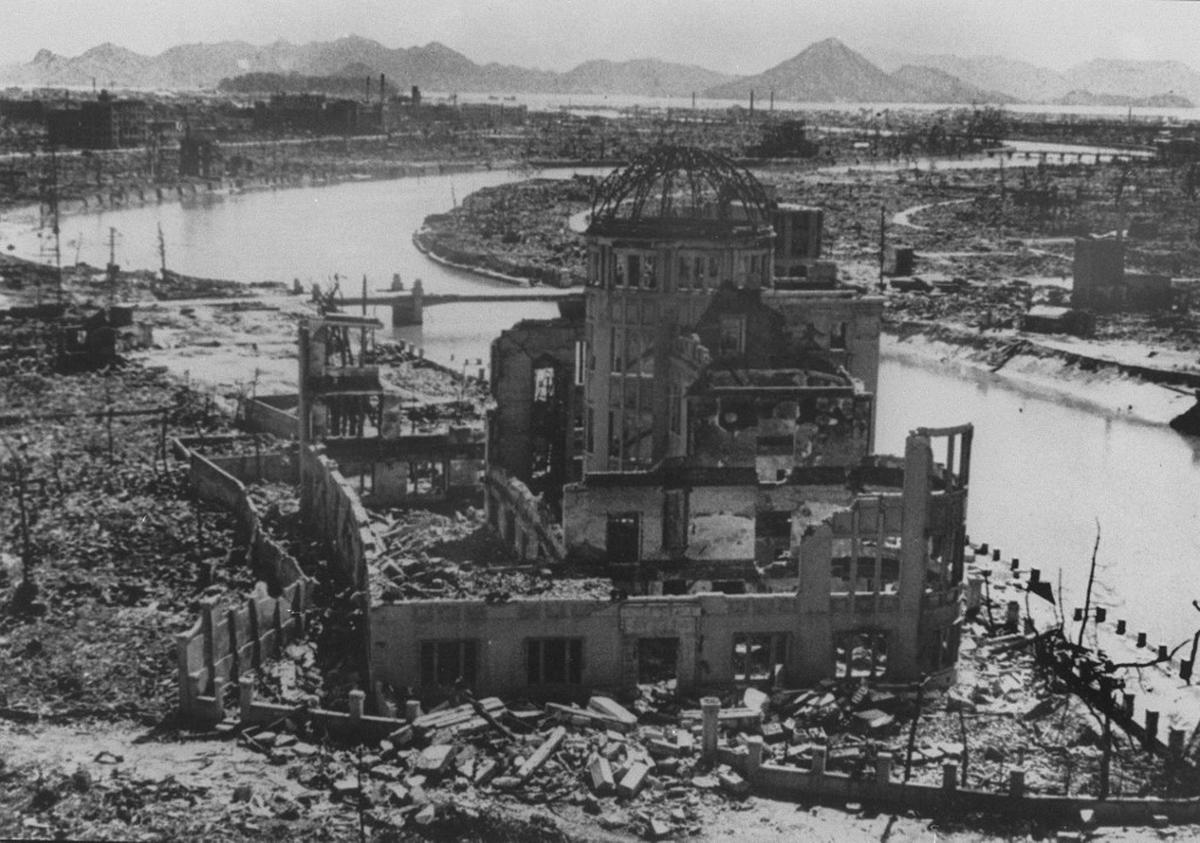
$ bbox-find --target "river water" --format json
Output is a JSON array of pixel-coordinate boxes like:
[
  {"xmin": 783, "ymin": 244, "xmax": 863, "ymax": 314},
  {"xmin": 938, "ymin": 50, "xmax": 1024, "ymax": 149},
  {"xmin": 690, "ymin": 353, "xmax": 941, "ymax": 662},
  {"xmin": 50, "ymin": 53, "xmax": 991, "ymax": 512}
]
[{"xmin": 3, "ymin": 164, "xmax": 1199, "ymax": 642}]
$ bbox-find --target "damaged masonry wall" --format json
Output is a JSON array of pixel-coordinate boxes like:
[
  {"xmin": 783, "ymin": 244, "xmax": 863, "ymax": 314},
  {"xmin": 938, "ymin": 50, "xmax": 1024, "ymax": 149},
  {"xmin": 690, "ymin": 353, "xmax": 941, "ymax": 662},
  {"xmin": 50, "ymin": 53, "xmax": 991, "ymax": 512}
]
[{"xmin": 370, "ymin": 428, "xmax": 970, "ymax": 698}]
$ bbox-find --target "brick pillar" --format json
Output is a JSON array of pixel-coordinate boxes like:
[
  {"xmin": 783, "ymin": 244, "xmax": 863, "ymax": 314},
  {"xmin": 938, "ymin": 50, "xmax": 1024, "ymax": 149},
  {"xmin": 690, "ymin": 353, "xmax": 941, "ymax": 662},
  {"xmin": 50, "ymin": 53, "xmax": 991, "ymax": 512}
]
[
  {"xmin": 1145, "ymin": 710, "xmax": 1160, "ymax": 748},
  {"xmin": 745, "ymin": 736, "xmax": 763, "ymax": 778},
  {"xmin": 1008, "ymin": 767, "xmax": 1025, "ymax": 797},
  {"xmin": 701, "ymin": 697, "xmax": 721, "ymax": 760},
  {"xmin": 239, "ymin": 676, "xmax": 255, "ymax": 721},
  {"xmin": 942, "ymin": 762, "xmax": 958, "ymax": 790},
  {"xmin": 810, "ymin": 747, "xmax": 826, "ymax": 776},
  {"xmin": 875, "ymin": 752, "xmax": 893, "ymax": 785},
  {"xmin": 349, "ymin": 689, "xmax": 365, "ymax": 720}
]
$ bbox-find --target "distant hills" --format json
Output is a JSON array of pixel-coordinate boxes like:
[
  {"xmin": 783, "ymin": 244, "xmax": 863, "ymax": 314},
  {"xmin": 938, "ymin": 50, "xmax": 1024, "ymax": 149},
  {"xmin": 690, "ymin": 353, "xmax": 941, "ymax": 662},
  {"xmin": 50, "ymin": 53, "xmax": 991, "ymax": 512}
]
[
  {"xmin": 1, "ymin": 35, "xmax": 1195, "ymax": 108},
  {"xmin": 702, "ymin": 38, "xmax": 1014, "ymax": 104},
  {"xmin": 865, "ymin": 47, "xmax": 1200, "ymax": 107}
]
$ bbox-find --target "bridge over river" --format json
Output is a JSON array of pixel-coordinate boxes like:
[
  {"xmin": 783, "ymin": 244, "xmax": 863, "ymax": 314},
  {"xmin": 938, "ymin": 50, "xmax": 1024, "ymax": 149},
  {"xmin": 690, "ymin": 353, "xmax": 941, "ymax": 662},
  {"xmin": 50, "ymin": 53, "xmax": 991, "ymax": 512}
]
[{"xmin": 355, "ymin": 280, "xmax": 583, "ymax": 325}]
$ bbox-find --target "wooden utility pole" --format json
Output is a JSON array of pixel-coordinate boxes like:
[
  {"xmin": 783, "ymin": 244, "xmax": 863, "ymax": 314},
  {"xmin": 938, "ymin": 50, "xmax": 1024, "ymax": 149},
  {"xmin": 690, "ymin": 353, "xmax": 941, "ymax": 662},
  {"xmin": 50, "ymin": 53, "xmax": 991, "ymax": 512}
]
[
  {"xmin": 903, "ymin": 675, "xmax": 929, "ymax": 782},
  {"xmin": 1078, "ymin": 523, "xmax": 1101, "ymax": 648},
  {"xmin": 878, "ymin": 204, "xmax": 886, "ymax": 292}
]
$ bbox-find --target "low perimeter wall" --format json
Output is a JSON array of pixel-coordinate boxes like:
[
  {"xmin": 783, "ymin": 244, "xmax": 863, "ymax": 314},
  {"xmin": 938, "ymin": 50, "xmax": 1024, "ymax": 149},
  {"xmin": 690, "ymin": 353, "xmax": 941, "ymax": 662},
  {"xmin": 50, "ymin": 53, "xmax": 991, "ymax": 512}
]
[
  {"xmin": 699, "ymin": 702, "xmax": 1200, "ymax": 828},
  {"xmin": 175, "ymin": 439, "xmax": 313, "ymax": 719}
]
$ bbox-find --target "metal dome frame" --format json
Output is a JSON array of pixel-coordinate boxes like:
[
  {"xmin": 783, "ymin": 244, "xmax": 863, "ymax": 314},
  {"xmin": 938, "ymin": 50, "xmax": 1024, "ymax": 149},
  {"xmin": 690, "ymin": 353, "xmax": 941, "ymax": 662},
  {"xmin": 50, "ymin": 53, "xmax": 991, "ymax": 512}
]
[{"xmin": 590, "ymin": 145, "xmax": 770, "ymax": 226}]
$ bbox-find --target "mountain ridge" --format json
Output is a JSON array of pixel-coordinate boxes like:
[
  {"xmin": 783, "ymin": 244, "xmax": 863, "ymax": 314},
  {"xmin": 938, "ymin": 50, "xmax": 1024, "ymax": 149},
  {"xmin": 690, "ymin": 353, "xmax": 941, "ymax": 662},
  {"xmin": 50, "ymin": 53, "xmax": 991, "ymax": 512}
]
[{"xmin": 2, "ymin": 35, "xmax": 1197, "ymax": 106}]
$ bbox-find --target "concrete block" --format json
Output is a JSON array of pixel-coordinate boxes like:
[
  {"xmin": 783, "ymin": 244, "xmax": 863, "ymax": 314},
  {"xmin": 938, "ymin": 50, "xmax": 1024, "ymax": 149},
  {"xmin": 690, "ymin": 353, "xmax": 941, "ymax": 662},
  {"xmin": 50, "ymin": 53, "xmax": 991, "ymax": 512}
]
[
  {"xmin": 616, "ymin": 761, "xmax": 651, "ymax": 798},
  {"xmin": 588, "ymin": 756, "xmax": 615, "ymax": 794},
  {"xmin": 676, "ymin": 731, "xmax": 695, "ymax": 755},
  {"xmin": 760, "ymin": 722, "xmax": 785, "ymax": 743},
  {"xmin": 646, "ymin": 738, "xmax": 680, "ymax": 758},
  {"xmin": 718, "ymin": 770, "xmax": 749, "ymax": 796},
  {"xmin": 416, "ymin": 744, "xmax": 457, "ymax": 775}
]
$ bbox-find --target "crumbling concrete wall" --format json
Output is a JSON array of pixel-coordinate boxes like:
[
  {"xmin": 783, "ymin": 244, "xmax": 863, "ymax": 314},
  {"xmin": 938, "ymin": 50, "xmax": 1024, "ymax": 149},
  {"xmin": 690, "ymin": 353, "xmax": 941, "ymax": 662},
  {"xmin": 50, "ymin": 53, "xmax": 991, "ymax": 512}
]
[
  {"xmin": 299, "ymin": 444, "xmax": 380, "ymax": 588},
  {"xmin": 488, "ymin": 317, "xmax": 584, "ymax": 497},
  {"xmin": 370, "ymin": 593, "xmax": 809, "ymax": 698},
  {"xmin": 243, "ymin": 394, "xmax": 300, "ymax": 439},
  {"xmin": 368, "ymin": 582, "xmax": 957, "ymax": 699},
  {"xmin": 484, "ymin": 466, "xmax": 565, "ymax": 562}
]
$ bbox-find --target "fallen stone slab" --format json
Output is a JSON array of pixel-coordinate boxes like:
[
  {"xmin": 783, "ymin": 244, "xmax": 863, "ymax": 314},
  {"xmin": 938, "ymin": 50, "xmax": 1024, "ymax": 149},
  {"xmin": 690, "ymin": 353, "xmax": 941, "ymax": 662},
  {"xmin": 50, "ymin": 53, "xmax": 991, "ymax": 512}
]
[
  {"xmin": 416, "ymin": 744, "xmax": 457, "ymax": 775},
  {"xmin": 589, "ymin": 755, "xmax": 615, "ymax": 794},
  {"xmin": 617, "ymin": 761, "xmax": 651, "ymax": 798},
  {"xmin": 648, "ymin": 817, "xmax": 672, "ymax": 839},
  {"xmin": 588, "ymin": 695, "xmax": 638, "ymax": 727},
  {"xmin": 517, "ymin": 726, "xmax": 566, "ymax": 781}
]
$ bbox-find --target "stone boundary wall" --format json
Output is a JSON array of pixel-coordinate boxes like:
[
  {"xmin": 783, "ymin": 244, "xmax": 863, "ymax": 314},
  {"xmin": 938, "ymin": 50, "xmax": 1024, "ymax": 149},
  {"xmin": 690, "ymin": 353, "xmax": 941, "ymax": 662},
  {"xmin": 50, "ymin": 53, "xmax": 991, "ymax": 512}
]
[
  {"xmin": 174, "ymin": 438, "xmax": 313, "ymax": 719},
  {"xmin": 484, "ymin": 466, "xmax": 565, "ymax": 563},
  {"xmin": 299, "ymin": 443, "xmax": 379, "ymax": 588},
  {"xmin": 233, "ymin": 678, "xmax": 406, "ymax": 740}
]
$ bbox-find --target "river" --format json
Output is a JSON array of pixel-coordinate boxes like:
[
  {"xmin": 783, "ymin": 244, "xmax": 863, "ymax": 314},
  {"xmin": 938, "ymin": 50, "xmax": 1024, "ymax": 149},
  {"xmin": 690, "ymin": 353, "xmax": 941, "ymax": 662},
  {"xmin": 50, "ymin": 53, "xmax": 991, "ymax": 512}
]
[{"xmin": 3, "ymin": 164, "xmax": 1198, "ymax": 643}]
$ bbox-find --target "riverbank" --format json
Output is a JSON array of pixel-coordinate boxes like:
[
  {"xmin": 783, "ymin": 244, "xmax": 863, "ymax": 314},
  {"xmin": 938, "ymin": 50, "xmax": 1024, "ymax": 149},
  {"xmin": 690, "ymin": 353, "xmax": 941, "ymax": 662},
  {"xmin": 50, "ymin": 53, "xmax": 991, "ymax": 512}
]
[
  {"xmin": 414, "ymin": 176, "xmax": 595, "ymax": 287},
  {"xmin": 882, "ymin": 329, "xmax": 1196, "ymax": 427}
]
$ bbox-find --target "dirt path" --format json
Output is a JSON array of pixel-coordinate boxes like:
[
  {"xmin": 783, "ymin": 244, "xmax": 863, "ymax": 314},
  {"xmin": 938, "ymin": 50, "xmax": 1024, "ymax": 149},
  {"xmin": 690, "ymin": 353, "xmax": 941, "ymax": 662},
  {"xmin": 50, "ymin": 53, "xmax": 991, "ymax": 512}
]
[{"xmin": 892, "ymin": 198, "xmax": 972, "ymax": 231}]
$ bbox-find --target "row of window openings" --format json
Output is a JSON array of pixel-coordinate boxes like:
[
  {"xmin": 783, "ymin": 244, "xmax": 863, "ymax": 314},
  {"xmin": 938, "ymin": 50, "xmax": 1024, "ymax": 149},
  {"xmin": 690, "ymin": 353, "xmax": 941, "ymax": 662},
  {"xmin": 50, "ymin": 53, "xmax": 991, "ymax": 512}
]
[
  {"xmin": 598, "ymin": 320, "xmax": 848, "ymax": 375},
  {"xmin": 580, "ymin": 390, "xmax": 680, "ymax": 460},
  {"xmin": 419, "ymin": 633, "xmax": 790, "ymax": 686},
  {"xmin": 589, "ymin": 250, "xmax": 769, "ymax": 291}
]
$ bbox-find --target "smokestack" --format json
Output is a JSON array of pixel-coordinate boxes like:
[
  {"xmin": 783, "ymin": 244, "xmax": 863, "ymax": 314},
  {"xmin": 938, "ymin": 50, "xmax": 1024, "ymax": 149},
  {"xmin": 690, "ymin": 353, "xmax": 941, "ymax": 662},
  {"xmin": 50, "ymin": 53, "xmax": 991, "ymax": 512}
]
[
  {"xmin": 769, "ymin": 90, "xmax": 774, "ymax": 111},
  {"xmin": 379, "ymin": 73, "xmax": 385, "ymax": 104},
  {"xmin": 365, "ymin": 76, "xmax": 370, "ymax": 100},
  {"xmin": 749, "ymin": 89, "xmax": 754, "ymax": 116}
]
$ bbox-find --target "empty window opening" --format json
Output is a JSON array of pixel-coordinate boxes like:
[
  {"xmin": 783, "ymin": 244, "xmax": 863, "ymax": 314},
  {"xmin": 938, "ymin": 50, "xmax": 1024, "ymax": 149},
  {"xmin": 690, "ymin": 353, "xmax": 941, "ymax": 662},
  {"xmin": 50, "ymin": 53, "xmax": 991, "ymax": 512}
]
[
  {"xmin": 420, "ymin": 640, "xmax": 478, "ymax": 687},
  {"xmin": 661, "ymin": 579, "xmax": 689, "ymax": 595},
  {"xmin": 830, "ymin": 321, "xmax": 848, "ymax": 350},
  {"xmin": 574, "ymin": 342, "xmax": 586, "ymax": 385},
  {"xmin": 662, "ymin": 489, "xmax": 688, "ymax": 553},
  {"xmin": 831, "ymin": 556, "xmax": 900, "ymax": 594},
  {"xmin": 733, "ymin": 633, "xmax": 787, "ymax": 682},
  {"xmin": 410, "ymin": 460, "xmax": 445, "ymax": 496},
  {"xmin": 527, "ymin": 638, "xmax": 583, "ymax": 685},
  {"xmin": 718, "ymin": 316, "xmax": 746, "ymax": 356},
  {"xmin": 606, "ymin": 512, "xmax": 641, "ymax": 562},
  {"xmin": 534, "ymin": 366, "xmax": 556, "ymax": 402},
  {"xmin": 626, "ymin": 254, "xmax": 641, "ymax": 286},
  {"xmin": 637, "ymin": 637, "xmax": 679, "ymax": 684},
  {"xmin": 711, "ymin": 580, "xmax": 747, "ymax": 595},
  {"xmin": 677, "ymin": 256, "xmax": 692, "ymax": 290},
  {"xmin": 835, "ymin": 631, "xmax": 888, "ymax": 679}
]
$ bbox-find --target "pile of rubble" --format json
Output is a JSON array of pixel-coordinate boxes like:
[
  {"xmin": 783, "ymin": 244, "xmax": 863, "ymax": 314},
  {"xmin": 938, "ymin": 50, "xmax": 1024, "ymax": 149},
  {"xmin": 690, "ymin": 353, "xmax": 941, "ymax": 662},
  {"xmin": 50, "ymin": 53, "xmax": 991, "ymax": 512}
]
[
  {"xmin": 368, "ymin": 507, "xmax": 610, "ymax": 603},
  {"xmin": 232, "ymin": 692, "xmax": 764, "ymax": 839}
]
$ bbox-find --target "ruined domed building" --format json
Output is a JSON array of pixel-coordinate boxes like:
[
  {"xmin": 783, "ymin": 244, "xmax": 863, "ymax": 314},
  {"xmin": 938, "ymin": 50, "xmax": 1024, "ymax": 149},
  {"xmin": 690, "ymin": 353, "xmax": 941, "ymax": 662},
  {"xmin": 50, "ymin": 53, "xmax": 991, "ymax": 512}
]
[{"xmin": 369, "ymin": 147, "xmax": 972, "ymax": 696}]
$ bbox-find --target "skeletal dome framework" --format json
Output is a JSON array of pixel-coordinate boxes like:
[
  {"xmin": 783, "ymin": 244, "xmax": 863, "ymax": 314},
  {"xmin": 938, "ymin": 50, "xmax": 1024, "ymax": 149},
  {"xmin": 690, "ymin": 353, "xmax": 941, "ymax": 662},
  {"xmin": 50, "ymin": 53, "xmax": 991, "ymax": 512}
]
[{"xmin": 589, "ymin": 145, "xmax": 771, "ymax": 230}]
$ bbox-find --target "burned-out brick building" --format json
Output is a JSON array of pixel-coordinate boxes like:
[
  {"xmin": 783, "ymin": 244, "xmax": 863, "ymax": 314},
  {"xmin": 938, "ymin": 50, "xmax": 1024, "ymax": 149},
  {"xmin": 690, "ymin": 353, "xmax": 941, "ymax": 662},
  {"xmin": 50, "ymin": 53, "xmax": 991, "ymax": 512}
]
[{"xmin": 434, "ymin": 145, "xmax": 973, "ymax": 694}]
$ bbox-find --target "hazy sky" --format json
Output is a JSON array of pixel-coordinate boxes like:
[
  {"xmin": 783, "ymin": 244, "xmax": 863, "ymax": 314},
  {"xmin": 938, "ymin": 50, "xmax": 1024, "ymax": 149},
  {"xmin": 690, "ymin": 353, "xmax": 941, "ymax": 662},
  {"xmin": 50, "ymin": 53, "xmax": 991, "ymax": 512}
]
[{"xmin": 4, "ymin": 0, "xmax": 1200, "ymax": 72}]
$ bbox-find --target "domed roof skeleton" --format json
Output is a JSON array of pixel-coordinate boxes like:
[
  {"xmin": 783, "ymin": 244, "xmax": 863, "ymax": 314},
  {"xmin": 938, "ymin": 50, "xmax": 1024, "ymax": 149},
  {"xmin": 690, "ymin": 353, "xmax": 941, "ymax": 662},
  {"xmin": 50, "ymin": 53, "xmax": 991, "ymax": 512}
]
[{"xmin": 589, "ymin": 144, "xmax": 771, "ymax": 226}]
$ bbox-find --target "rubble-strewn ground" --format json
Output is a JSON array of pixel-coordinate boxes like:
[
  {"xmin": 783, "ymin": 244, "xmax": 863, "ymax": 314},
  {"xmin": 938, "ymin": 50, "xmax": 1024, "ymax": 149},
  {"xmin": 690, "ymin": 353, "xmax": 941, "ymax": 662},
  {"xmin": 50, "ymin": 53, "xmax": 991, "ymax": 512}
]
[{"xmin": 0, "ymin": 363, "xmax": 254, "ymax": 722}]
